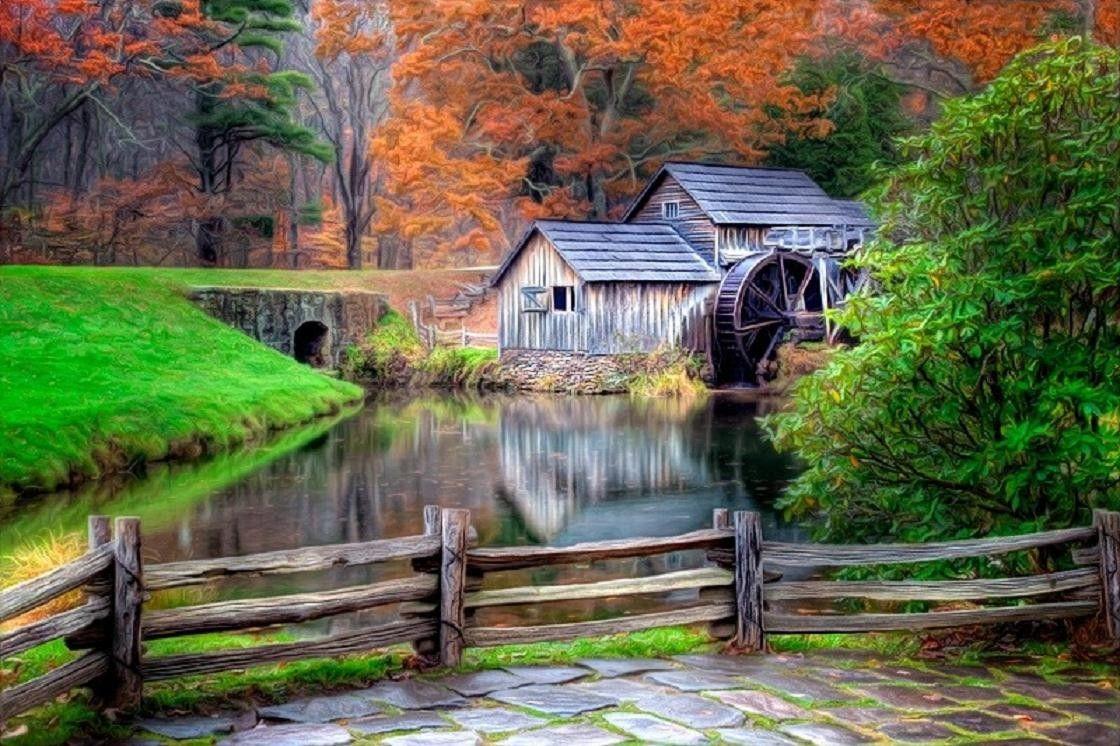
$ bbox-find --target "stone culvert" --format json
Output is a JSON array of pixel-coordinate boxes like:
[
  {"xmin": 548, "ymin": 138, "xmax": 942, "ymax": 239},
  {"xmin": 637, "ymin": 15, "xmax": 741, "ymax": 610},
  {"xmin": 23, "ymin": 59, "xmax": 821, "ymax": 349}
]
[{"xmin": 189, "ymin": 286, "xmax": 388, "ymax": 368}]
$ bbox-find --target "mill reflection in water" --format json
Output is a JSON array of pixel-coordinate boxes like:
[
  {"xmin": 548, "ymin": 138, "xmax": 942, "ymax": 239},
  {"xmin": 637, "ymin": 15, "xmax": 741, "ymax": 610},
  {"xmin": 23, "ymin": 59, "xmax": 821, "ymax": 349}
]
[
  {"xmin": 155, "ymin": 392, "xmax": 800, "ymax": 564},
  {"xmin": 2, "ymin": 392, "xmax": 801, "ymax": 628}
]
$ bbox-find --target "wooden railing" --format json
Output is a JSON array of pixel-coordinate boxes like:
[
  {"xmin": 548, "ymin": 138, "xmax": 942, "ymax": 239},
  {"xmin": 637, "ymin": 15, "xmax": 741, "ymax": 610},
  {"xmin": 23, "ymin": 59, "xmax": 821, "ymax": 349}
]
[
  {"xmin": 2, "ymin": 508, "xmax": 1118, "ymax": 724},
  {"xmin": 408, "ymin": 299, "xmax": 498, "ymax": 349}
]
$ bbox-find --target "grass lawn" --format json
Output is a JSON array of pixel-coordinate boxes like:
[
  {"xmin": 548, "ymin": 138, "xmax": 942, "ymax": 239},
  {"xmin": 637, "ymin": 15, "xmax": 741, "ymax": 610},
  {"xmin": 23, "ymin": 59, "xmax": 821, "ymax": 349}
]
[{"xmin": 0, "ymin": 265, "xmax": 364, "ymax": 499}]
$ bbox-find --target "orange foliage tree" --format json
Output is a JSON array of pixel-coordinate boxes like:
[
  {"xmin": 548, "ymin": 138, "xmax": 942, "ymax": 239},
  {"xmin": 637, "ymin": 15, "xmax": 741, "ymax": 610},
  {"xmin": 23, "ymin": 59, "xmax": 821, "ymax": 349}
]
[
  {"xmin": 306, "ymin": 0, "xmax": 393, "ymax": 268},
  {"xmin": 824, "ymin": 0, "xmax": 1086, "ymax": 96},
  {"xmin": 372, "ymin": 0, "xmax": 833, "ymax": 267},
  {"xmin": 0, "ymin": 0, "xmax": 192, "ymax": 247}
]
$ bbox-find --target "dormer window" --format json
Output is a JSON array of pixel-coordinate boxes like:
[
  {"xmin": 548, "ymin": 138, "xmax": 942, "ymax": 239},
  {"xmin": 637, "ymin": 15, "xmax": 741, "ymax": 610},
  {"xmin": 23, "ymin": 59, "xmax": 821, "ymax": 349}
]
[{"xmin": 661, "ymin": 201, "xmax": 680, "ymax": 220}]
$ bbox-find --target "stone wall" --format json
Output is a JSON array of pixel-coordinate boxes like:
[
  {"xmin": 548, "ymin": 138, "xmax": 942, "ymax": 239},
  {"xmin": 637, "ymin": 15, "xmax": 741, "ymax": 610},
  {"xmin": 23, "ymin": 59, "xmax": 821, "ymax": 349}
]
[
  {"xmin": 499, "ymin": 350, "xmax": 633, "ymax": 393},
  {"xmin": 189, "ymin": 286, "xmax": 388, "ymax": 368}
]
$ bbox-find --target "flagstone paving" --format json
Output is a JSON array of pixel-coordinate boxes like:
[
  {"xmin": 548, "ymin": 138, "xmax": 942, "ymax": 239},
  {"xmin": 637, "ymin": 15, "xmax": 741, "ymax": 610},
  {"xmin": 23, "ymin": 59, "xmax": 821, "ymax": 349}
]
[{"xmin": 130, "ymin": 651, "xmax": 1120, "ymax": 744}]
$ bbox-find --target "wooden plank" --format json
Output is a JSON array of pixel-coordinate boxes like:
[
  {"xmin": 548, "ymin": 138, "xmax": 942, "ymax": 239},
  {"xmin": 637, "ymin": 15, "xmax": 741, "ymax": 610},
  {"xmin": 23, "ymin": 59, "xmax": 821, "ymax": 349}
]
[
  {"xmin": 0, "ymin": 545, "xmax": 113, "ymax": 623},
  {"xmin": 143, "ymin": 619, "xmax": 437, "ymax": 681},
  {"xmin": 734, "ymin": 511, "xmax": 765, "ymax": 651},
  {"xmin": 143, "ymin": 575, "xmax": 439, "ymax": 639},
  {"xmin": 466, "ymin": 568, "xmax": 733, "ymax": 609},
  {"xmin": 1095, "ymin": 510, "xmax": 1120, "ymax": 641},
  {"xmin": 466, "ymin": 603, "xmax": 735, "ymax": 647},
  {"xmin": 765, "ymin": 601, "xmax": 1098, "ymax": 633},
  {"xmin": 108, "ymin": 516, "xmax": 143, "ymax": 709},
  {"xmin": 0, "ymin": 598, "xmax": 111, "ymax": 658},
  {"xmin": 1072, "ymin": 545, "xmax": 1099, "ymax": 566},
  {"xmin": 761, "ymin": 526, "xmax": 1096, "ymax": 567},
  {"xmin": 765, "ymin": 570, "xmax": 1100, "ymax": 602},
  {"xmin": 439, "ymin": 509, "xmax": 470, "ymax": 667},
  {"xmin": 466, "ymin": 529, "xmax": 732, "ymax": 572},
  {"xmin": 145, "ymin": 535, "xmax": 441, "ymax": 590},
  {"xmin": 0, "ymin": 651, "xmax": 109, "ymax": 721}
]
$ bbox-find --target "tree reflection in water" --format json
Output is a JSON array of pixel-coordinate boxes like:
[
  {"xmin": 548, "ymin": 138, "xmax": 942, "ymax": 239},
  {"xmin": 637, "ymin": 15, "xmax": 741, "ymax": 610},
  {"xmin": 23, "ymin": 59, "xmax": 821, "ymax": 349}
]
[{"xmin": 3, "ymin": 392, "xmax": 801, "ymax": 629}]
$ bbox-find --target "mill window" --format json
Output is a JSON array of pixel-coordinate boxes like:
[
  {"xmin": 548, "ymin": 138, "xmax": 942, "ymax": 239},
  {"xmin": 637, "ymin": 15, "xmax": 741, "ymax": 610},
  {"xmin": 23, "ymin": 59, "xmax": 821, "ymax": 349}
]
[
  {"xmin": 662, "ymin": 200, "xmax": 680, "ymax": 220},
  {"xmin": 552, "ymin": 285, "xmax": 576, "ymax": 312}
]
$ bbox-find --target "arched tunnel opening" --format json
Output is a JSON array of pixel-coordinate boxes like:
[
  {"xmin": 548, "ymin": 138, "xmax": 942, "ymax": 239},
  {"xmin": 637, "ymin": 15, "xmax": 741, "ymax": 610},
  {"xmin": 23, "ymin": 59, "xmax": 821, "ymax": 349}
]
[{"xmin": 294, "ymin": 321, "xmax": 330, "ymax": 367}]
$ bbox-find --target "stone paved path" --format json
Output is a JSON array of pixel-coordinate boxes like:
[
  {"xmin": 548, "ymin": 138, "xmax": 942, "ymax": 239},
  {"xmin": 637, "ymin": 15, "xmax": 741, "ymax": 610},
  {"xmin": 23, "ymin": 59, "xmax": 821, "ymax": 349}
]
[{"xmin": 131, "ymin": 652, "xmax": 1120, "ymax": 744}]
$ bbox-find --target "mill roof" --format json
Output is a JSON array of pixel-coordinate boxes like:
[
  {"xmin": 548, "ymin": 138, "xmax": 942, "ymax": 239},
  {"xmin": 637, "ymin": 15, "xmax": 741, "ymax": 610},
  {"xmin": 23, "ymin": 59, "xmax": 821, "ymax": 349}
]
[
  {"xmin": 624, "ymin": 162, "xmax": 874, "ymax": 227},
  {"xmin": 492, "ymin": 221, "xmax": 721, "ymax": 285}
]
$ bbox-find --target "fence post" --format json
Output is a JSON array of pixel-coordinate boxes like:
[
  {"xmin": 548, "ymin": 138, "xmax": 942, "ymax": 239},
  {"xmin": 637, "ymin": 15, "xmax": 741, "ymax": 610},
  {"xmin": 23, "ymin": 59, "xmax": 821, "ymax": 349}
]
[
  {"xmin": 408, "ymin": 506, "xmax": 443, "ymax": 662},
  {"xmin": 733, "ymin": 511, "xmax": 765, "ymax": 652},
  {"xmin": 87, "ymin": 515, "xmax": 112, "ymax": 597},
  {"xmin": 705, "ymin": 509, "xmax": 734, "ymax": 641},
  {"xmin": 439, "ymin": 508, "xmax": 470, "ymax": 667},
  {"xmin": 109, "ymin": 517, "xmax": 143, "ymax": 708},
  {"xmin": 1094, "ymin": 510, "xmax": 1120, "ymax": 641}
]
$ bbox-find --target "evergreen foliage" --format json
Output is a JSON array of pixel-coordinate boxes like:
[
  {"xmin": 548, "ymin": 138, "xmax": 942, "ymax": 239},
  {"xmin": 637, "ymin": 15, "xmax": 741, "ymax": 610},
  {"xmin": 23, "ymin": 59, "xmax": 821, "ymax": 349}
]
[
  {"xmin": 765, "ymin": 51, "xmax": 912, "ymax": 198},
  {"xmin": 765, "ymin": 38, "xmax": 1120, "ymax": 548}
]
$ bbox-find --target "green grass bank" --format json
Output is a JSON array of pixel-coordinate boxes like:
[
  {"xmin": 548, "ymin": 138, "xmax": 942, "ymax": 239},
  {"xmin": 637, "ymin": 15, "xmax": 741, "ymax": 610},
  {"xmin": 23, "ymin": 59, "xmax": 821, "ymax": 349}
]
[{"xmin": 0, "ymin": 266, "xmax": 363, "ymax": 500}]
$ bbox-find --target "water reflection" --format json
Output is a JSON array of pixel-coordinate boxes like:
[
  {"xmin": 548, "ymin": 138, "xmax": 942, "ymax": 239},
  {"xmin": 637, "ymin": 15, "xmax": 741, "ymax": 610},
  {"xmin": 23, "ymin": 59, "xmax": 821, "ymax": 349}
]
[
  {"xmin": 2, "ymin": 392, "xmax": 801, "ymax": 623},
  {"xmin": 3, "ymin": 392, "xmax": 799, "ymax": 557}
]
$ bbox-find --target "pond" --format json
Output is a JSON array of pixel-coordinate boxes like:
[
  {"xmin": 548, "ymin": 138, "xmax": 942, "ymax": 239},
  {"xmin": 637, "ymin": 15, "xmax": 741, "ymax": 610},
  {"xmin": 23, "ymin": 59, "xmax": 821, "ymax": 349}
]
[{"xmin": 1, "ymin": 392, "xmax": 802, "ymax": 628}]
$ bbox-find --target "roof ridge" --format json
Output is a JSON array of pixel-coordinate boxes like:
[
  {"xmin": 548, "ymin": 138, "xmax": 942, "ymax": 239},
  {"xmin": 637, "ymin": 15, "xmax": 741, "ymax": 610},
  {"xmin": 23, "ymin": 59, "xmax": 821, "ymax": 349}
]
[{"xmin": 663, "ymin": 161, "xmax": 811, "ymax": 175}]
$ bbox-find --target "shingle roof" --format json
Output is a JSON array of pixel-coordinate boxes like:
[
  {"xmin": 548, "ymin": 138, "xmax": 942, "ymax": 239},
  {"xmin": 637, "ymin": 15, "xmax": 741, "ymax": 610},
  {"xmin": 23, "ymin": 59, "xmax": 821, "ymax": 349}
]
[
  {"xmin": 624, "ymin": 162, "xmax": 875, "ymax": 227},
  {"xmin": 492, "ymin": 221, "xmax": 720, "ymax": 285}
]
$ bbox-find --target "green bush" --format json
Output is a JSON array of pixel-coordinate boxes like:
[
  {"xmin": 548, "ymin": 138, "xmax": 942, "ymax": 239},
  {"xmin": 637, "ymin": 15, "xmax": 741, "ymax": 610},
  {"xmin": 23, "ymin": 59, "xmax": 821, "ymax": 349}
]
[
  {"xmin": 415, "ymin": 346, "xmax": 501, "ymax": 389},
  {"xmin": 343, "ymin": 310, "xmax": 425, "ymax": 385},
  {"xmin": 624, "ymin": 349, "xmax": 709, "ymax": 399},
  {"xmin": 764, "ymin": 38, "xmax": 1120, "ymax": 556}
]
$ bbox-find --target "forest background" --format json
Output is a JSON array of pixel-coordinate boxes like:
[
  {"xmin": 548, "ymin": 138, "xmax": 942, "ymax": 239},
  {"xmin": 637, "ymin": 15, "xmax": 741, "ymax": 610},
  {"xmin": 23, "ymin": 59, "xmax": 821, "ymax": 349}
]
[{"xmin": 1, "ymin": 0, "xmax": 1115, "ymax": 271}]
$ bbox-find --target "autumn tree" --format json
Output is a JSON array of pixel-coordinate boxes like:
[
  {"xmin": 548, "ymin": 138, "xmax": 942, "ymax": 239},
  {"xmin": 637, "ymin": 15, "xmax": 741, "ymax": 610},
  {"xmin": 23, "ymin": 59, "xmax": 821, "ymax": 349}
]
[
  {"xmin": 0, "ymin": 0, "xmax": 176, "ymax": 254},
  {"xmin": 302, "ymin": 0, "xmax": 393, "ymax": 268},
  {"xmin": 824, "ymin": 0, "xmax": 1088, "ymax": 98},
  {"xmin": 373, "ymin": 0, "xmax": 832, "ymax": 267}
]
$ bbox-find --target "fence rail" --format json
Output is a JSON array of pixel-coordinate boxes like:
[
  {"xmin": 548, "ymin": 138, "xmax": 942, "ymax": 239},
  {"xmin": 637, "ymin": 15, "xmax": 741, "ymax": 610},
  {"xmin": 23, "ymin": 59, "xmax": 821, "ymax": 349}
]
[
  {"xmin": 2, "ymin": 507, "xmax": 1118, "ymax": 724},
  {"xmin": 408, "ymin": 299, "xmax": 498, "ymax": 349}
]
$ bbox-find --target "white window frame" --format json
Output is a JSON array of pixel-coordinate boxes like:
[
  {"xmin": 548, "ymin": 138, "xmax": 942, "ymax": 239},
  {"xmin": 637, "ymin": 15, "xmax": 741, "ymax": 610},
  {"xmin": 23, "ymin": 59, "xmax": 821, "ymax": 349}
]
[{"xmin": 661, "ymin": 200, "xmax": 680, "ymax": 220}]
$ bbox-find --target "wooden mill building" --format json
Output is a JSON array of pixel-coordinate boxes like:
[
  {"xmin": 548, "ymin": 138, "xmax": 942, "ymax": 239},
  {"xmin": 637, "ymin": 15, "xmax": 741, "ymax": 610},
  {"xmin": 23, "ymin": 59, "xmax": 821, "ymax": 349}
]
[{"xmin": 492, "ymin": 162, "xmax": 874, "ymax": 383}]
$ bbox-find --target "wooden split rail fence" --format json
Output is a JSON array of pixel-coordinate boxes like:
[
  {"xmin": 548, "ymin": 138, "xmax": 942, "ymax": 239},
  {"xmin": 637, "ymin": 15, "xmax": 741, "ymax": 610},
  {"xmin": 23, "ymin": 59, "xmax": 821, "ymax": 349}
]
[
  {"xmin": 408, "ymin": 299, "xmax": 498, "ymax": 349},
  {"xmin": 2, "ymin": 508, "xmax": 1119, "ymax": 723}
]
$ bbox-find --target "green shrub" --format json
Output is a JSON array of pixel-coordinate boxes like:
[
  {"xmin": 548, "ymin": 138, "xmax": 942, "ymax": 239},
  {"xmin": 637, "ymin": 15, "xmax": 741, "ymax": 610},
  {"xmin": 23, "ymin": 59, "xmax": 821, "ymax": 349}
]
[
  {"xmin": 764, "ymin": 38, "xmax": 1120, "ymax": 557},
  {"xmin": 622, "ymin": 349, "xmax": 709, "ymax": 399},
  {"xmin": 415, "ymin": 346, "xmax": 501, "ymax": 389},
  {"xmin": 343, "ymin": 310, "xmax": 425, "ymax": 385}
]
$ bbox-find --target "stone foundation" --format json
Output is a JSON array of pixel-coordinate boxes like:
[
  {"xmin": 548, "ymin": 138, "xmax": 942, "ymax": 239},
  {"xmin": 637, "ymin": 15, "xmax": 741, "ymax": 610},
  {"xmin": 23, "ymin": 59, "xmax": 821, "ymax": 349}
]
[
  {"xmin": 189, "ymin": 287, "xmax": 388, "ymax": 368},
  {"xmin": 499, "ymin": 349, "xmax": 712, "ymax": 394},
  {"xmin": 499, "ymin": 350, "xmax": 631, "ymax": 393}
]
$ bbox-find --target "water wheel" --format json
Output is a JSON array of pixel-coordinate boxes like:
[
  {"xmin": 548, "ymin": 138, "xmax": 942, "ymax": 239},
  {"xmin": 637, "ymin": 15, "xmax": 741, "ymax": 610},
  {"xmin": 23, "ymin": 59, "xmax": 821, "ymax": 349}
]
[{"xmin": 714, "ymin": 250, "xmax": 825, "ymax": 384}]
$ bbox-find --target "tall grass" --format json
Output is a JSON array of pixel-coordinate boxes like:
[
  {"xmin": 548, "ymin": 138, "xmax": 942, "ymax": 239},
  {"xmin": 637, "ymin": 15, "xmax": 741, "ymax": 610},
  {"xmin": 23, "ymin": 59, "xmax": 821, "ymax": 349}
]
[
  {"xmin": 0, "ymin": 533, "xmax": 86, "ymax": 630},
  {"xmin": 414, "ymin": 346, "xmax": 501, "ymax": 388}
]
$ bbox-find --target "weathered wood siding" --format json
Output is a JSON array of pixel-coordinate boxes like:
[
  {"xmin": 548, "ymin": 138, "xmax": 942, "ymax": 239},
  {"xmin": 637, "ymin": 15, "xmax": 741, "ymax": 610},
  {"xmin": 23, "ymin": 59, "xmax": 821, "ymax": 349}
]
[
  {"xmin": 716, "ymin": 226, "xmax": 768, "ymax": 264},
  {"xmin": 583, "ymin": 282, "xmax": 713, "ymax": 355},
  {"xmin": 497, "ymin": 233, "xmax": 585, "ymax": 351},
  {"xmin": 629, "ymin": 176, "xmax": 717, "ymax": 265}
]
